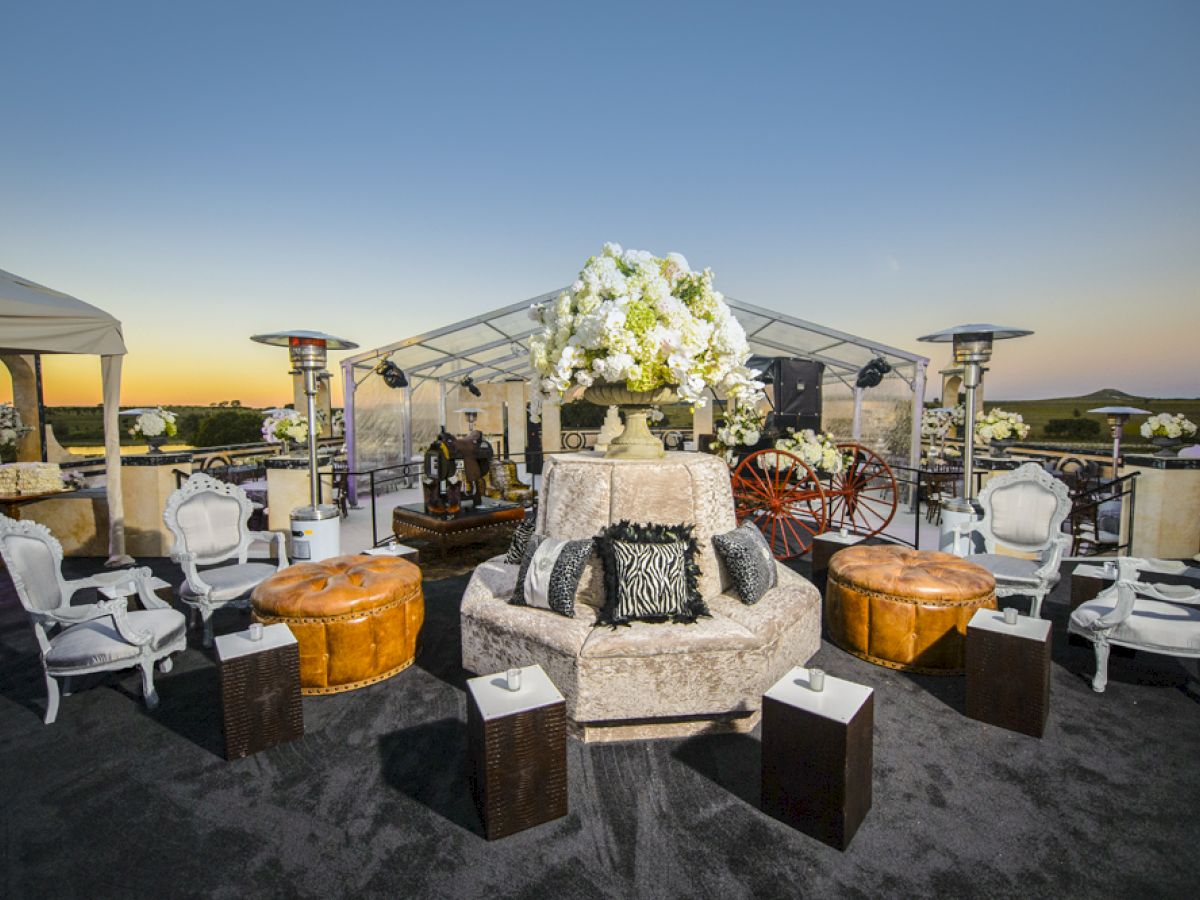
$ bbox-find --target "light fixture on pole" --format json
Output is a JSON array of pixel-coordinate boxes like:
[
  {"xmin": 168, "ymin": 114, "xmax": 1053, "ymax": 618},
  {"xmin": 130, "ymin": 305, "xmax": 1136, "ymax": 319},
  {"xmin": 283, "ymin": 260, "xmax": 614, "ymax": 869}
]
[
  {"xmin": 917, "ymin": 324, "xmax": 1032, "ymax": 511},
  {"xmin": 1087, "ymin": 406, "xmax": 1150, "ymax": 482},
  {"xmin": 251, "ymin": 330, "xmax": 358, "ymax": 561}
]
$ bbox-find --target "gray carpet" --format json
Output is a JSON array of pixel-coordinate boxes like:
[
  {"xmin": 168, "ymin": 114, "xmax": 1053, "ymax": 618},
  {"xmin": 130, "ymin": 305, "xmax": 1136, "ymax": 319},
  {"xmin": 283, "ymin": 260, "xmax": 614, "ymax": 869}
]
[{"xmin": 1, "ymin": 558, "xmax": 1197, "ymax": 900}]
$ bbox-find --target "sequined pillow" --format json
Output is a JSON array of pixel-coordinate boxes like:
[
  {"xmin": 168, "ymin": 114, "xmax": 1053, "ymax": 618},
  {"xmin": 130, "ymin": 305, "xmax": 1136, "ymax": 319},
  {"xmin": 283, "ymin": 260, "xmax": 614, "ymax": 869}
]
[
  {"xmin": 518, "ymin": 537, "xmax": 594, "ymax": 618},
  {"xmin": 713, "ymin": 521, "xmax": 777, "ymax": 605}
]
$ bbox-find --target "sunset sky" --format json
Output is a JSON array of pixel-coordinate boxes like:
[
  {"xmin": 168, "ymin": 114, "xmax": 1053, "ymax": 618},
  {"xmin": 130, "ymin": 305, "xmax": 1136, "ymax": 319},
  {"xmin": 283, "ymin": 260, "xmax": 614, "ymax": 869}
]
[{"xmin": 2, "ymin": 1, "xmax": 1197, "ymax": 408}]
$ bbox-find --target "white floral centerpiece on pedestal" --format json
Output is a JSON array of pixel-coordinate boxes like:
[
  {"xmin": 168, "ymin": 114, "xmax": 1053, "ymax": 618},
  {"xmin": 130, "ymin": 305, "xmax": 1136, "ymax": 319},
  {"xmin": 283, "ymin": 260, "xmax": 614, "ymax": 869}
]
[
  {"xmin": 128, "ymin": 407, "xmax": 178, "ymax": 453},
  {"xmin": 528, "ymin": 243, "xmax": 765, "ymax": 458},
  {"xmin": 712, "ymin": 402, "xmax": 765, "ymax": 464},
  {"xmin": 262, "ymin": 410, "xmax": 309, "ymax": 453},
  {"xmin": 974, "ymin": 408, "xmax": 1029, "ymax": 456},
  {"xmin": 1140, "ymin": 412, "xmax": 1197, "ymax": 457}
]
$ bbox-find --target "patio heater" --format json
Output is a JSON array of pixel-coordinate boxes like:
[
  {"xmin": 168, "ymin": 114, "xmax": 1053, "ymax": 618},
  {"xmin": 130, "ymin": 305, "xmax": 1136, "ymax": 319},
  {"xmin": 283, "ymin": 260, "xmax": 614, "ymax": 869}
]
[
  {"xmin": 251, "ymin": 330, "xmax": 359, "ymax": 562},
  {"xmin": 1088, "ymin": 406, "xmax": 1150, "ymax": 482},
  {"xmin": 918, "ymin": 324, "xmax": 1032, "ymax": 550}
]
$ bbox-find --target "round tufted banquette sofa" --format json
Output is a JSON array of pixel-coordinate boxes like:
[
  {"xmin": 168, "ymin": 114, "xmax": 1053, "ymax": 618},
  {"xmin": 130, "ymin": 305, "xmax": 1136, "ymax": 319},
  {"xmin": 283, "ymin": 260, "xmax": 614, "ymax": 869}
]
[
  {"xmin": 460, "ymin": 451, "xmax": 822, "ymax": 742},
  {"xmin": 252, "ymin": 554, "xmax": 424, "ymax": 695}
]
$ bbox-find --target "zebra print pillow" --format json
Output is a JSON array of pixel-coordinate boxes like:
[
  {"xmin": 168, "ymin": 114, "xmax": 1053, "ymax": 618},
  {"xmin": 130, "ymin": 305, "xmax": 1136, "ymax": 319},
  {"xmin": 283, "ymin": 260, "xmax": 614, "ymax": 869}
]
[
  {"xmin": 713, "ymin": 521, "xmax": 777, "ymax": 604},
  {"xmin": 505, "ymin": 518, "xmax": 536, "ymax": 565},
  {"xmin": 595, "ymin": 521, "xmax": 707, "ymax": 625}
]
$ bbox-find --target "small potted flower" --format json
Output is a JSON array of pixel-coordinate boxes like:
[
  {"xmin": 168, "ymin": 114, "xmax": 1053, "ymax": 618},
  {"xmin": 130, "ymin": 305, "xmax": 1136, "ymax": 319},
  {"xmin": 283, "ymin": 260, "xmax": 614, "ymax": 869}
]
[
  {"xmin": 1, "ymin": 402, "xmax": 31, "ymax": 463},
  {"xmin": 1140, "ymin": 412, "xmax": 1197, "ymax": 457},
  {"xmin": 128, "ymin": 407, "xmax": 178, "ymax": 453}
]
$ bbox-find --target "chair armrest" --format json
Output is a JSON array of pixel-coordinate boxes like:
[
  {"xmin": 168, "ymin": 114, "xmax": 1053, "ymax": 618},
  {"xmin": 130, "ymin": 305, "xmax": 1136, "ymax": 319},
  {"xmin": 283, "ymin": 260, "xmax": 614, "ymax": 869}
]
[
  {"xmin": 1033, "ymin": 535, "xmax": 1070, "ymax": 581},
  {"xmin": 43, "ymin": 596, "xmax": 129, "ymax": 626},
  {"xmin": 63, "ymin": 566, "xmax": 151, "ymax": 596},
  {"xmin": 249, "ymin": 530, "xmax": 289, "ymax": 569}
]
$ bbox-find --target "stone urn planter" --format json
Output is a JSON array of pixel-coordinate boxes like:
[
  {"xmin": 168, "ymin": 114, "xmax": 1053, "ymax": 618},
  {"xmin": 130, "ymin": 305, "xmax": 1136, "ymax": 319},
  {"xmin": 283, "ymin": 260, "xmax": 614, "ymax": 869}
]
[
  {"xmin": 1150, "ymin": 436, "xmax": 1182, "ymax": 458},
  {"xmin": 582, "ymin": 381, "xmax": 675, "ymax": 459}
]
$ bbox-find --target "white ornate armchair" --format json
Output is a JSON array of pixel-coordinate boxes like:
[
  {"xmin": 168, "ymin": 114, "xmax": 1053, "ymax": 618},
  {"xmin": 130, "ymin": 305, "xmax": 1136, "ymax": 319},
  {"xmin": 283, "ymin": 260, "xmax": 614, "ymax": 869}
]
[
  {"xmin": 1069, "ymin": 558, "xmax": 1200, "ymax": 693},
  {"xmin": 163, "ymin": 473, "xmax": 288, "ymax": 647},
  {"xmin": 0, "ymin": 514, "xmax": 186, "ymax": 724},
  {"xmin": 952, "ymin": 462, "xmax": 1072, "ymax": 618}
]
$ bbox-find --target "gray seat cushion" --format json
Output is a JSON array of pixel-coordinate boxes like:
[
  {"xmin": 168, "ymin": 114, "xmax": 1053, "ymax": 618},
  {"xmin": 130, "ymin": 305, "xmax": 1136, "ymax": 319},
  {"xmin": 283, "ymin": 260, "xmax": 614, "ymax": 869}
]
[
  {"xmin": 966, "ymin": 553, "xmax": 1043, "ymax": 585},
  {"xmin": 46, "ymin": 609, "xmax": 186, "ymax": 669},
  {"xmin": 1071, "ymin": 595, "xmax": 1200, "ymax": 654},
  {"xmin": 180, "ymin": 562, "xmax": 277, "ymax": 603}
]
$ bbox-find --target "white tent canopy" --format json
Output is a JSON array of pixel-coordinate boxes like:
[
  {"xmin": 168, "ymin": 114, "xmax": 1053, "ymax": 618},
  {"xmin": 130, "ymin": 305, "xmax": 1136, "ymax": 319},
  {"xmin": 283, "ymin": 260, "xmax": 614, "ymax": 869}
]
[
  {"xmin": 1, "ymin": 268, "xmax": 131, "ymax": 564},
  {"xmin": 341, "ymin": 290, "xmax": 930, "ymax": 474}
]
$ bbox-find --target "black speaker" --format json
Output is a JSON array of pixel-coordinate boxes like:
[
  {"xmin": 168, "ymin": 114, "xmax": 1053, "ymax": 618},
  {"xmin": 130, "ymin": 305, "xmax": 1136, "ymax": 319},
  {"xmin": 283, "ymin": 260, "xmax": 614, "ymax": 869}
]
[
  {"xmin": 525, "ymin": 416, "xmax": 544, "ymax": 475},
  {"xmin": 748, "ymin": 356, "xmax": 824, "ymax": 423}
]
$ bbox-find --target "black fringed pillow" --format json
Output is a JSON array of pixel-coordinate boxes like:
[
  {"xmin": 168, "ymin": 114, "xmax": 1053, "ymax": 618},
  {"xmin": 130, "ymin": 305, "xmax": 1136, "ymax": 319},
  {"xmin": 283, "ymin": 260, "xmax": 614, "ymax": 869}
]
[
  {"xmin": 509, "ymin": 534, "xmax": 593, "ymax": 618},
  {"xmin": 713, "ymin": 521, "xmax": 778, "ymax": 604},
  {"xmin": 505, "ymin": 518, "xmax": 536, "ymax": 565},
  {"xmin": 594, "ymin": 520, "xmax": 707, "ymax": 625}
]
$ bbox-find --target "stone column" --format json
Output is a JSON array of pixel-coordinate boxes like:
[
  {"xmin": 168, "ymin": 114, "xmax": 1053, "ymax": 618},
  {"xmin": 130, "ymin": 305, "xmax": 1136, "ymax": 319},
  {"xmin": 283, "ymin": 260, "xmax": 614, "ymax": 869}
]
[
  {"xmin": 505, "ymin": 379, "xmax": 527, "ymax": 460},
  {"xmin": 1, "ymin": 353, "xmax": 43, "ymax": 462},
  {"xmin": 1123, "ymin": 456, "xmax": 1200, "ymax": 558},
  {"xmin": 540, "ymin": 401, "xmax": 562, "ymax": 454},
  {"xmin": 121, "ymin": 452, "xmax": 194, "ymax": 557}
]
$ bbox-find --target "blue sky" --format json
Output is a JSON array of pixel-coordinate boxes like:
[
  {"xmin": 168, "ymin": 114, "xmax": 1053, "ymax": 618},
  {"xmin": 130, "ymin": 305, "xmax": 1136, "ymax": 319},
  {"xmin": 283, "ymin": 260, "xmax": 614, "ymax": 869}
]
[{"xmin": 2, "ymin": 0, "xmax": 1197, "ymax": 404}]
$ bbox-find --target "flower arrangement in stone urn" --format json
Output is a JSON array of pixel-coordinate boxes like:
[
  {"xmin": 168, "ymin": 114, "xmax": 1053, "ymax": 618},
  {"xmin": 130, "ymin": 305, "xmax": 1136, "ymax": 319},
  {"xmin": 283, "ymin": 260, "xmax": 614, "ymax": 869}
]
[
  {"xmin": 974, "ymin": 407, "xmax": 1029, "ymax": 456},
  {"xmin": 262, "ymin": 409, "xmax": 309, "ymax": 454},
  {"xmin": 128, "ymin": 407, "xmax": 177, "ymax": 453},
  {"xmin": 528, "ymin": 243, "xmax": 765, "ymax": 458},
  {"xmin": 1140, "ymin": 412, "xmax": 1197, "ymax": 457}
]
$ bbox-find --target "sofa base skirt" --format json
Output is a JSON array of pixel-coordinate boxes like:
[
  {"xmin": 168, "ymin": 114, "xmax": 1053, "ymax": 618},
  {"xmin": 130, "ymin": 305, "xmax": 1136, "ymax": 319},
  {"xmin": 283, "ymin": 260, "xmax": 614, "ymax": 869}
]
[{"xmin": 570, "ymin": 710, "xmax": 760, "ymax": 744}]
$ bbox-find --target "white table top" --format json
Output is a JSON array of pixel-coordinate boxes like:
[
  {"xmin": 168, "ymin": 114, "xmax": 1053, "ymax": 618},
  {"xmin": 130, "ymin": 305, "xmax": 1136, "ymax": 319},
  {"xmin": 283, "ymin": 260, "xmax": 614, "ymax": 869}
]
[
  {"xmin": 968, "ymin": 608, "xmax": 1051, "ymax": 642},
  {"xmin": 99, "ymin": 576, "xmax": 171, "ymax": 599},
  {"xmin": 815, "ymin": 530, "xmax": 861, "ymax": 546},
  {"xmin": 362, "ymin": 543, "xmax": 419, "ymax": 559},
  {"xmin": 764, "ymin": 666, "xmax": 872, "ymax": 724},
  {"xmin": 215, "ymin": 623, "xmax": 296, "ymax": 661},
  {"xmin": 467, "ymin": 664, "xmax": 564, "ymax": 720}
]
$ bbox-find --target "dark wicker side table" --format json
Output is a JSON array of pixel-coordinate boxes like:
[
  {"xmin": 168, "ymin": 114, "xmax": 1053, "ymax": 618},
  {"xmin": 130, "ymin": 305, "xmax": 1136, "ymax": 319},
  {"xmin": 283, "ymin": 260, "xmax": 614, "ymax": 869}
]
[
  {"xmin": 965, "ymin": 608, "xmax": 1051, "ymax": 738},
  {"xmin": 466, "ymin": 664, "xmax": 568, "ymax": 840},
  {"xmin": 761, "ymin": 667, "xmax": 874, "ymax": 851},
  {"xmin": 215, "ymin": 624, "xmax": 304, "ymax": 760}
]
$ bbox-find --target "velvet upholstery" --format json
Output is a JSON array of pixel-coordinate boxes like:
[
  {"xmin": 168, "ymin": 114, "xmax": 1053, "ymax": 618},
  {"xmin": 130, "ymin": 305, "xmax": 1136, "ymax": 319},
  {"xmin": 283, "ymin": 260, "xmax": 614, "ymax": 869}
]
[{"xmin": 45, "ymin": 609, "xmax": 186, "ymax": 668}]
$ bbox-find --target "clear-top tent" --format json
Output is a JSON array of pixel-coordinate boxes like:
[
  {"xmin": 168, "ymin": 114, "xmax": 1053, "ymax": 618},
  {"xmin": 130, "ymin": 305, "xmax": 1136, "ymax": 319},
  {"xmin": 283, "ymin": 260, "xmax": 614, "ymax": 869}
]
[{"xmin": 341, "ymin": 291, "xmax": 930, "ymax": 475}]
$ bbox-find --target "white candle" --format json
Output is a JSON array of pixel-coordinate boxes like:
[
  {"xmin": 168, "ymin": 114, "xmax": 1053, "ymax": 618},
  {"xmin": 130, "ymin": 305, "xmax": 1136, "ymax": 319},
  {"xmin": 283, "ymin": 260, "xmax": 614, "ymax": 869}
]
[
  {"xmin": 1003, "ymin": 607, "xmax": 1019, "ymax": 625},
  {"xmin": 249, "ymin": 623, "xmax": 264, "ymax": 641},
  {"xmin": 809, "ymin": 668, "xmax": 826, "ymax": 692},
  {"xmin": 506, "ymin": 668, "xmax": 522, "ymax": 692}
]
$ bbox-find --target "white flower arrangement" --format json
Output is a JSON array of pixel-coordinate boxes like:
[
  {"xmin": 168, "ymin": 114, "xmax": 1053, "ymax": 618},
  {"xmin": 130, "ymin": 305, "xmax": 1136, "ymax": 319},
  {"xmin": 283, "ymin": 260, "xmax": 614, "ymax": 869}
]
[
  {"xmin": 711, "ymin": 401, "xmax": 766, "ymax": 463},
  {"xmin": 1, "ymin": 402, "xmax": 28, "ymax": 449},
  {"xmin": 262, "ymin": 410, "xmax": 309, "ymax": 445},
  {"xmin": 527, "ymin": 243, "xmax": 766, "ymax": 421},
  {"xmin": 647, "ymin": 405, "xmax": 665, "ymax": 425},
  {"xmin": 772, "ymin": 428, "xmax": 847, "ymax": 475},
  {"xmin": 1140, "ymin": 412, "xmax": 1197, "ymax": 440},
  {"xmin": 920, "ymin": 407, "xmax": 955, "ymax": 441},
  {"xmin": 128, "ymin": 407, "xmax": 177, "ymax": 439},
  {"xmin": 974, "ymin": 408, "xmax": 1029, "ymax": 444}
]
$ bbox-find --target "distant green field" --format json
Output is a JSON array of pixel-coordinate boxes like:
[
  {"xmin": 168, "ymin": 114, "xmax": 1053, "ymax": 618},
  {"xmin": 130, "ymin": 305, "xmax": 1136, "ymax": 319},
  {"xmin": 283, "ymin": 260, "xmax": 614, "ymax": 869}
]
[
  {"xmin": 45, "ymin": 405, "xmax": 269, "ymax": 446},
  {"xmin": 982, "ymin": 389, "xmax": 1200, "ymax": 448}
]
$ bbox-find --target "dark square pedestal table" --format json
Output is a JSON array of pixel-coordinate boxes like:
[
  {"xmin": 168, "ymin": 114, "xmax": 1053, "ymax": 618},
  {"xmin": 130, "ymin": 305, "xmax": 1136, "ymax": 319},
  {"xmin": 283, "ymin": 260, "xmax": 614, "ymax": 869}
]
[
  {"xmin": 966, "ymin": 608, "xmax": 1051, "ymax": 738},
  {"xmin": 215, "ymin": 623, "xmax": 304, "ymax": 760},
  {"xmin": 467, "ymin": 664, "xmax": 568, "ymax": 840},
  {"xmin": 761, "ymin": 666, "xmax": 874, "ymax": 851}
]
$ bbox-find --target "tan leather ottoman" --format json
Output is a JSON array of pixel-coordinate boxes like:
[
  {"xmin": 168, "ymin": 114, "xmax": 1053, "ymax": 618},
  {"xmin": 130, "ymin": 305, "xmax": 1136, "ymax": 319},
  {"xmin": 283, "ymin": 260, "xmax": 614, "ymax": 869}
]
[
  {"xmin": 826, "ymin": 545, "xmax": 995, "ymax": 675},
  {"xmin": 251, "ymin": 555, "xmax": 424, "ymax": 695}
]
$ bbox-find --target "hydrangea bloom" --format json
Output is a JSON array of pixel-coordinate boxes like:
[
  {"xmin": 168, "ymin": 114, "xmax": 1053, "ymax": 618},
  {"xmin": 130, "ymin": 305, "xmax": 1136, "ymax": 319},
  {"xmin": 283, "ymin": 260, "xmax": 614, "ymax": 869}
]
[
  {"xmin": 527, "ymin": 243, "xmax": 765, "ymax": 421},
  {"xmin": 772, "ymin": 428, "xmax": 847, "ymax": 475},
  {"xmin": 1140, "ymin": 412, "xmax": 1196, "ymax": 440},
  {"xmin": 1, "ymin": 403, "xmax": 25, "ymax": 449}
]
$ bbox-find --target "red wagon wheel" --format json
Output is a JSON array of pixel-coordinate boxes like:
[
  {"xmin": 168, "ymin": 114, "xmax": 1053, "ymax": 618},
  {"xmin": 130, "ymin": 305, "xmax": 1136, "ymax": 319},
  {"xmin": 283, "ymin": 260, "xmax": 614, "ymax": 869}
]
[
  {"xmin": 826, "ymin": 442, "xmax": 899, "ymax": 538},
  {"xmin": 731, "ymin": 449, "xmax": 829, "ymax": 559}
]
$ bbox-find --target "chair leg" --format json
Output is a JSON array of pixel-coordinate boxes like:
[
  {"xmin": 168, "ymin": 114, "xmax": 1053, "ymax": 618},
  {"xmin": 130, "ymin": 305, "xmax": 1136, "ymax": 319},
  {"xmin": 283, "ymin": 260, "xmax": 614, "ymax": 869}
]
[
  {"xmin": 140, "ymin": 659, "xmax": 160, "ymax": 709},
  {"xmin": 1030, "ymin": 589, "xmax": 1047, "ymax": 619},
  {"xmin": 158, "ymin": 656, "xmax": 174, "ymax": 674},
  {"xmin": 61, "ymin": 675, "xmax": 73, "ymax": 697},
  {"xmin": 201, "ymin": 608, "xmax": 214, "ymax": 649},
  {"xmin": 43, "ymin": 671, "xmax": 60, "ymax": 725},
  {"xmin": 1091, "ymin": 641, "xmax": 1111, "ymax": 693}
]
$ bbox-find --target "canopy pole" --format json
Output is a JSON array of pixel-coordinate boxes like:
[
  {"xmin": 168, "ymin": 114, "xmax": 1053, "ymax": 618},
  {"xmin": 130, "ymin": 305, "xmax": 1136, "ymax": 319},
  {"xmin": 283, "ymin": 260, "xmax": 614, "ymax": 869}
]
[
  {"xmin": 851, "ymin": 388, "xmax": 864, "ymax": 441},
  {"xmin": 341, "ymin": 359, "xmax": 358, "ymax": 507},
  {"xmin": 908, "ymin": 361, "xmax": 926, "ymax": 512},
  {"xmin": 101, "ymin": 354, "xmax": 132, "ymax": 566}
]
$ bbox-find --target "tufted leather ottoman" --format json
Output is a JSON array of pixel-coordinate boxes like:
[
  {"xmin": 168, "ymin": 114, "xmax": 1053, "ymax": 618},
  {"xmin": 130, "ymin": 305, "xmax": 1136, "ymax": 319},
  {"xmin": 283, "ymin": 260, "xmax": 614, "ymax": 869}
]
[
  {"xmin": 251, "ymin": 555, "xmax": 424, "ymax": 695},
  {"xmin": 826, "ymin": 545, "xmax": 995, "ymax": 675}
]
